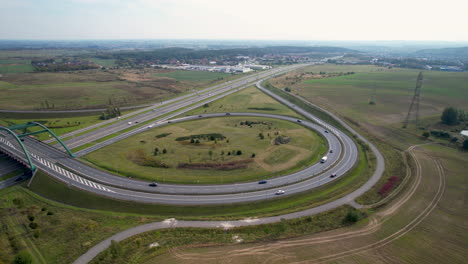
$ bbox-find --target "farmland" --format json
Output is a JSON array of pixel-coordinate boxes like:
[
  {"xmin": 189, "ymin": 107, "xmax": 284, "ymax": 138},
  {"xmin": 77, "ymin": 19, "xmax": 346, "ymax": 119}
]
[{"xmin": 0, "ymin": 68, "xmax": 245, "ymax": 110}]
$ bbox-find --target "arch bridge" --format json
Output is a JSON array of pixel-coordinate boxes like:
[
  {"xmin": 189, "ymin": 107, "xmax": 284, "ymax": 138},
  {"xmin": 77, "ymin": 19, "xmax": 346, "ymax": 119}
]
[{"xmin": 0, "ymin": 122, "xmax": 75, "ymax": 172}]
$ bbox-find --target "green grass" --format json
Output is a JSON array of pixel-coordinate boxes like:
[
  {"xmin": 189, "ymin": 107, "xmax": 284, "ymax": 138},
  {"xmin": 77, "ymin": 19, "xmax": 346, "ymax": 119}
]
[
  {"xmin": 154, "ymin": 70, "xmax": 230, "ymax": 82},
  {"xmin": 183, "ymin": 85, "xmax": 303, "ymax": 118},
  {"xmin": 0, "ymin": 64, "xmax": 34, "ymax": 74},
  {"xmin": 280, "ymin": 65, "xmax": 468, "ymax": 126},
  {"xmin": 91, "ymin": 205, "xmax": 364, "ymax": 264},
  {"xmin": 83, "ymin": 116, "xmax": 326, "ymax": 184},
  {"xmin": 0, "ymin": 168, "xmax": 27, "ymax": 181},
  {"xmin": 87, "ymin": 58, "xmax": 117, "ymax": 67},
  {"xmin": 0, "ymin": 185, "xmax": 160, "ymax": 264},
  {"xmin": 30, "ymin": 140, "xmax": 371, "ymax": 220},
  {"xmin": 0, "ymin": 115, "xmax": 108, "ymax": 141}
]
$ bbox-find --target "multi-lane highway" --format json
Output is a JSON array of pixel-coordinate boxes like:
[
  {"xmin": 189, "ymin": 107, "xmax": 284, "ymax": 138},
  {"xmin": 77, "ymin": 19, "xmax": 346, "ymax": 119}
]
[{"xmin": 0, "ymin": 63, "xmax": 367, "ymax": 206}]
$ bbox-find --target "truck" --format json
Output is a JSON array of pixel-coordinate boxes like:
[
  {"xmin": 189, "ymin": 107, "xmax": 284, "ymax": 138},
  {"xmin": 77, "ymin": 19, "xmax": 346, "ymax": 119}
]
[{"xmin": 320, "ymin": 156, "xmax": 328, "ymax": 163}]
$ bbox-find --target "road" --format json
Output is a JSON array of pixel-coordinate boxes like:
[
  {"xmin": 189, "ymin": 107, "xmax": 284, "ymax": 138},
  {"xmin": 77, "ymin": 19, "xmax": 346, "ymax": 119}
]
[
  {"xmin": 73, "ymin": 85, "xmax": 386, "ymax": 264},
  {"xmin": 0, "ymin": 64, "xmax": 360, "ymax": 205}
]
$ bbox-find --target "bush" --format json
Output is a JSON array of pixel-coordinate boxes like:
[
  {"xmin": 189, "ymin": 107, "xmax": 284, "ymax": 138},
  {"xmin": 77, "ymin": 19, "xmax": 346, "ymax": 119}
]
[
  {"xmin": 236, "ymin": 150, "xmax": 242, "ymax": 155},
  {"xmin": 28, "ymin": 216, "xmax": 35, "ymax": 222},
  {"xmin": 422, "ymin": 131, "xmax": 430, "ymax": 139},
  {"xmin": 14, "ymin": 251, "xmax": 32, "ymax": 264},
  {"xmin": 344, "ymin": 211, "xmax": 360, "ymax": 223},
  {"xmin": 47, "ymin": 211, "xmax": 54, "ymax": 216},
  {"xmin": 29, "ymin": 222, "xmax": 38, "ymax": 229}
]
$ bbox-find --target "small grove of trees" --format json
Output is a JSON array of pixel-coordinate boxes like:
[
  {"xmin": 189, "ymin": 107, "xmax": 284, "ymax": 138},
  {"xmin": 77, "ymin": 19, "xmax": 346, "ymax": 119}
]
[
  {"xmin": 100, "ymin": 106, "xmax": 121, "ymax": 120},
  {"xmin": 441, "ymin": 107, "xmax": 466, "ymax": 125}
]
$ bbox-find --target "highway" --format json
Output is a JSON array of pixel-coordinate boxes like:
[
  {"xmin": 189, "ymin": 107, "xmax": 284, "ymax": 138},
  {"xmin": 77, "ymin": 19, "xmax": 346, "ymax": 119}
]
[
  {"xmin": 46, "ymin": 64, "xmax": 308, "ymax": 149},
  {"xmin": 0, "ymin": 63, "xmax": 363, "ymax": 205},
  {"xmin": 21, "ymin": 112, "xmax": 350, "ymax": 195}
]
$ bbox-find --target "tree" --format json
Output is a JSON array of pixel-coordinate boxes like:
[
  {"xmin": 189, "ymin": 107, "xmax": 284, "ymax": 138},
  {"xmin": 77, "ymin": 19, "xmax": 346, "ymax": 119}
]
[
  {"xmin": 441, "ymin": 107, "xmax": 459, "ymax": 125},
  {"xmin": 162, "ymin": 148, "xmax": 167, "ymax": 154},
  {"xmin": 153, "ymin": 147, "xmax": 159, "ymax": 156},
  {"xmin": 463, "ymin": 139, "xmax": 468, "ymax": 150},
  {"xmin": 251, "ymin": 153, "xmax": 256, "ymax": 158},
  {"xmin": 422, "ymin": 131, "xmax": 430, "ymax": 139},
  {"xmin": 236, "ymin": 150, "xmax": 242, "ymax": 155}
]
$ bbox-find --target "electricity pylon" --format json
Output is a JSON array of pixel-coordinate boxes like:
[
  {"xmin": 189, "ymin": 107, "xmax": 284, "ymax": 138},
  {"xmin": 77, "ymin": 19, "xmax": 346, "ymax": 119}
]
[{"xmin": 403, "ymin": 72, "xmax": 423, "ymax": 128}]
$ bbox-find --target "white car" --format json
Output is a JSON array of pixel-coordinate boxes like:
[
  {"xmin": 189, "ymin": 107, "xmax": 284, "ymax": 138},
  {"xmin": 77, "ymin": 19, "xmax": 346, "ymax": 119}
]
[{"xmin": 275, "ymin": 190, "xmax": 285, "ymax": 195}]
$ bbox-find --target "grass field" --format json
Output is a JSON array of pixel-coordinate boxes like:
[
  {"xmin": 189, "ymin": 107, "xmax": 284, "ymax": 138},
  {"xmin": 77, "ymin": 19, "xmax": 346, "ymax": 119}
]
[
  {"xmin": 154, "ymin": 70, "xmax": 230, "ymax": 82},
  {"xmin": 183, "ymin": 86, "xmax": 303, "ymax": 118},
  {"xmin": 83, "ymin": 116, "xmax": 326, "ymax": 184},
  {"xmin": 139, "ymin": 144, "xmax": 467, "ymax": 264},
  {"xmin": 0, "ymin": 68, "xmax": 244, "ymax": 110},
  {"xmin": 0, "ymin": 186, "xmax": 159, "ymax": 264},
  {"xmin": 271, "ymin": 64, "xmax": 468, "ymax": 127},
  {"xmin": 0, "ymin": 114, "xmax": 112, "ymax": 141},
  {"xmin": 31, "ymin": 139, "xmax": 370, "ymax": 219}
]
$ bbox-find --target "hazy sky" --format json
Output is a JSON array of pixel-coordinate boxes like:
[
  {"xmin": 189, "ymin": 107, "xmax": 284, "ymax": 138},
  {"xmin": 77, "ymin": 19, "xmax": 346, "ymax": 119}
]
[{"xmin": 1, "ymin": 0, "xmax": 467, "ymax": 41}]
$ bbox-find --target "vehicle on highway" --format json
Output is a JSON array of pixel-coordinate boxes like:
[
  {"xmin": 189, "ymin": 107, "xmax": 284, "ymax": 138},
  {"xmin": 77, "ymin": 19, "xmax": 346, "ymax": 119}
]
[
  {"xmin": 330, "ymin": 173, "xmax": 337, "ymax": 178},
  {"xmin": 330, "ymin": 150, "xmax": 333, "ymax": 153},
  {"xmin": 168, "ymin": 121, "xmax": 172, "ymax": 123},
  {"xmin": 258, "ymin": 180, "xmax": 267, "ymax": 184},
  {"xmin": 320, "ymin": 156, "xmax": 328, "ymax": 163},
  {"xmin": 225, "ymin": 113, "xmax": 231, "ymax": 115},
  {"xmin": 147, "ymin": 124, "xmax": 154, "ymax": 128},
  {"xmin": 324, "ymin": 130, "xmax": 329, "ymax": 133},
  {"xmin": 275, "ymin": 190, "xmax": 285, "ymax": 195},
  {"xmin": 149, "ymin": 182, "xmax": 158, "ymax": 187},
  {"xmin": 198, "ymin": 115, "xmax": 203, "ymax": 117},
  {"xmin": 296, "ymin": 119, "xmax": 302, "ymax": 123},
  {"xmin": 128, "ymin": 122, "xmax": 132, "ymax": 125}
]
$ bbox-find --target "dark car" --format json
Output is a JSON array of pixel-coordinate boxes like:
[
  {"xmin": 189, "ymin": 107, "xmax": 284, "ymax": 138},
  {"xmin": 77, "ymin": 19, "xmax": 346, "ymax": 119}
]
[
  {"xmin": 225, "ymin": 113, "xmax": 231, "ymax": 115},
  {"xmin": 198, "ymin": 115, "xmax": 203, "ymax": 117},
  {"xmin": 296, "ymin": 119, "xmax": 302, "ymax": 123},
  {"xmin": 324, "ymin": 130, "xmax": 328, "ymax": 133},
  {"xmin": 149, "ymin": 182, "xmax": 158, "ymax": 187},
  {"xmin": 330, "ymin": 173, "xmax": 337, "ymax": 178},
  {"xmin": 329, "ymin": 150, "xmax": 333, "ymax": 153},
  {"xmin": 258, "ymin": 180, "xmax": 267, "ymax": 184}
]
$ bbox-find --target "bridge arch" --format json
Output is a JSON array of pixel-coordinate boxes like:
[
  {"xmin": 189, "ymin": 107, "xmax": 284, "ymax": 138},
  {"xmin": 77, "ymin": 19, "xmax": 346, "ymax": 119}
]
[{"xmin": 0, "ymin": 126, "xmax": 36, "ymax": 171}]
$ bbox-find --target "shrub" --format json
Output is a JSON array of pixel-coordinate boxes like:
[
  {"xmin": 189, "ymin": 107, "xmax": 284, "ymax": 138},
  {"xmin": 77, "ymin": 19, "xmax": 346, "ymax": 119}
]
[
  {"xmin": 378, "ymin": 176, "xmax": 400, "ymax": 196},
  {"xmin": 422, "ymin": 131, "xmax": 430, "ymax": 139},
  {"xmin": 14, "ymin": 251, "xmax": 32, "ymax": 264},
  {"xmin": 236, "ymin": 150, "xmax": 242, "ymax": 155},
  {"xmin": 29, "ymin": 222, "xmax": 38, "ymax": 229},
  {"xmin": 344, "ymin": 211, "xmax": 360, "ymax": 223},
  {"xmin": 28, "ymin": 216, "xmax": 35, "ymax": 222}
]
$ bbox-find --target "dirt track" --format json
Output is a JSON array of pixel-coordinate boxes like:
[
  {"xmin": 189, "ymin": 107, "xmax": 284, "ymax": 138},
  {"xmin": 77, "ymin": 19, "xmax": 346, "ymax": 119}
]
[{"xmin": 161, "ymin": 145, "xmax": 446, "ymax": 264}]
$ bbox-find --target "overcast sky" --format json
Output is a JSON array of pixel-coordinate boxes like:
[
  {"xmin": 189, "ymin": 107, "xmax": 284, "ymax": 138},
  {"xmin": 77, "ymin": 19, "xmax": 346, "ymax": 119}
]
[{"xmin": 1, "ymin": 0, "xmax": 467, "ymax": 41}]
